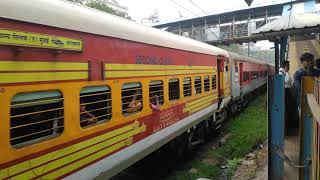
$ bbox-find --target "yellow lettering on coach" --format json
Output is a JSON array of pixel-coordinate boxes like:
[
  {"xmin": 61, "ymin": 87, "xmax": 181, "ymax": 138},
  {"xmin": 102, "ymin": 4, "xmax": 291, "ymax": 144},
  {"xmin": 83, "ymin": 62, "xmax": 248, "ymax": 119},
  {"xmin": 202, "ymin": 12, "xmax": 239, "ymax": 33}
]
[{"xmin": 0, "ymin": 29, "xmax": 83, "ymax": 51}]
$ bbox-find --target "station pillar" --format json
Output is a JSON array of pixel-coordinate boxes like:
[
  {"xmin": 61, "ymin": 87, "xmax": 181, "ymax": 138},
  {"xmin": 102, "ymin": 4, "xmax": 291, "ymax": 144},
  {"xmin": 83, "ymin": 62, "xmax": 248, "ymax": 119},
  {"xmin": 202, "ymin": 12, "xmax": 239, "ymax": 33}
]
[
  {"xmin": 280, "ymin": 36, "xmax": 288, "ymax": 63},
  {"xmin": 268, "ymin": 75, "xmax": 285, "ymax": 180},
  {"xmin": 274, "ymin": 40, "xmax": 280, "ymax": 74}
]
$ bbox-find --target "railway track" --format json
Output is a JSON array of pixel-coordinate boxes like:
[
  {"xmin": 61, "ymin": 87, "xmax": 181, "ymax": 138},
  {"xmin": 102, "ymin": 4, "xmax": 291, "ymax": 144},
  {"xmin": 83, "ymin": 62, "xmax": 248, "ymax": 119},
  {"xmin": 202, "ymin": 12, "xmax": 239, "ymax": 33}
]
[{"xmin": 110, "ymin": 131, "xmax": 221, "ymax": 180}]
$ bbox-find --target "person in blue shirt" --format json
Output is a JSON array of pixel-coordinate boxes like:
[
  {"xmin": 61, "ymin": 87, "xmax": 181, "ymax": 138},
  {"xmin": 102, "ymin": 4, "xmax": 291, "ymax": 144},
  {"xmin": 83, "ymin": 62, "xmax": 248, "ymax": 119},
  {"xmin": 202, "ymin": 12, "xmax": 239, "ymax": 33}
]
[
  {"xmin": 293, "ymin": 52, "xmax": 320, "ymax": 108},
  {"xmin": 315, "ymin": 58, "xmax": 320, "ymax": 70}
]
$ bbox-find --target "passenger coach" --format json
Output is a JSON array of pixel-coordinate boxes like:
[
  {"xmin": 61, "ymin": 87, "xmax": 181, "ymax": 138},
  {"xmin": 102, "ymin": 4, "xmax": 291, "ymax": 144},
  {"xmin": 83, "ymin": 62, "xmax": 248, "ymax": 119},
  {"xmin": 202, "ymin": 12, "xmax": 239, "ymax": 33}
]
[{"xmin": 0, "ymin": 0, "xmax": 271, "ymax": 179}]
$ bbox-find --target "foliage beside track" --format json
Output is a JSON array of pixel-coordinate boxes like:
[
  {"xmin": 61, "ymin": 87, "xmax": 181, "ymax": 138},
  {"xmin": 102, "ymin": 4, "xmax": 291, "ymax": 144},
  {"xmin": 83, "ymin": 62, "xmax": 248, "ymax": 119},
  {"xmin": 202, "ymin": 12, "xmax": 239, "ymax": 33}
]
[{"xmin": 167, "ymin": 94, "xmax": 267, "ymax": 180}]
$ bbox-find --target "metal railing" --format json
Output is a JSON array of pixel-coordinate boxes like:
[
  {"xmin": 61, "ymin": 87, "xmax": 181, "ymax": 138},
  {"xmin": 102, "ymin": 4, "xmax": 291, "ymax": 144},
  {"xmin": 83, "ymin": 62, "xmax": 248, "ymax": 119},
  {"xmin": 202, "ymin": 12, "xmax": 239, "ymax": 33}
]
[
  {"xmin": 167, "ymin": 18, "xmax": 277, "ymax": 44},
  {"xmin": 301, "ymin": 77, "xmax": 320, "ymax": 180}
]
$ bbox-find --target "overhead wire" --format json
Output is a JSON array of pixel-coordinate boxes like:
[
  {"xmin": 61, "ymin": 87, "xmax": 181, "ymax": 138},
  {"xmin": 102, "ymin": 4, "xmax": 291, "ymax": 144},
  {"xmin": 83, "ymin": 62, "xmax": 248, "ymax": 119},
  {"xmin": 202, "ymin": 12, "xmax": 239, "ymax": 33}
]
[
  {"xmin": 187, "ymin": 0, "xmax": 208, "ymax": 15},
  {"xmin": 184, "ymin": 0, "xmax": 220, "ymax": 40},
  {"xmin": 169, "ymin": 0, "xmax": 200, "ymax": 17}
]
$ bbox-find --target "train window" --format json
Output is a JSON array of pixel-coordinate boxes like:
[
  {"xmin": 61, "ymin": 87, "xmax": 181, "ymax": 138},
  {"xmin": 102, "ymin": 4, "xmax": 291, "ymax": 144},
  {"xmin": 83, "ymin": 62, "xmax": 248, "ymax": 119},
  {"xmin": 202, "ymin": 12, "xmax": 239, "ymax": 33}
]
[
  {"xmin": 169, "ymin": 78, "xmax": 180, "ymax": 101},
  {"xmin": 183, "ymin": 77, "xmax": 192, "ymax": 97},
  {"xmin": 244, "ymin": 72, "xmax": 249, "ymax": 81},
  {"xmin": 212, "ymin": 75, "xmax": 217, "ymax": 90},
  {"xmin": 251, "ymin": 71, "xmax": 259, "ymax": 79},
  {"xmin": 149, "ymin": 80, "xmax": 164, "ymax": 105},
  {"xmin": 225, "ymin": 66, "xmax": 229, "ymax": 72},
  {"xmin": 122, "ymin": 83, "xmax": 143, "ymax": 115},
  {"xmin": 204, "ymin": 76, "xmax": 210, "ymax": 92},
  {"xmin": 235, "ymin": 65, "xmax": 238, "ymax": 73},
  {"xmin": 10, "ymin": 90, "xmax": 64, "ymax": 148},
  {"xmin": 80, "ymin": 86, "xmax": 111, "ymax": 128},
  {"xmin": 194, "ymin": 76, "xmax": 202, "ymax": 95}
]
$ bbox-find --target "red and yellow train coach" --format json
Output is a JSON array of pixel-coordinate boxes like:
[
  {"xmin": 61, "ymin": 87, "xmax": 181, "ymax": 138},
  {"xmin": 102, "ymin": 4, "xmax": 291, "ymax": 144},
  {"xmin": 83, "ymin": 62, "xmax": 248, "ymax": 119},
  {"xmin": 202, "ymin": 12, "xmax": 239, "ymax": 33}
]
[{"xmin": 0, "ymin": 0, "xmax": 232, "ymax": 179}]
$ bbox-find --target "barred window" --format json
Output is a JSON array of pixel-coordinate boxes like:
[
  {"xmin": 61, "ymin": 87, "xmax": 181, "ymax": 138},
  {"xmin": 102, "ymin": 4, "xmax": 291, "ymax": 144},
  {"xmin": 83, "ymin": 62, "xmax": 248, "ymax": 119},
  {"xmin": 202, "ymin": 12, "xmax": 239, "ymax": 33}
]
[
  {"xmin": 244, "ymin": 72, "xmax": 250, "ymax": 81},
  {"xmin": 149, "ymin": 80, "xmax": 164, "ymax": 105},
  {"xmin": 204, "ymin": 76, "xmax": 210, "ymax": 92},
  {"xmin": 212, "ymin": 75, "xmax": 217, "ymax": 90},
  {"xmin": 10, "ymin": 91, "xmax": 64, "ymax": 147},
  {"xmin": 251, "ymin": 71, "xmax": 259, "ymax": 79},
  {"xmin": 169, "ymin": 78, "xmax": 180, "ymax": 101},
  {"xmin": 195, "ymin": 76, "xmax": 202, "ymax": 95},
  {"xmin": 80, "ymin": 86, "xmax": 111, "ymax": 128},
  {"xmin": 122, "ymin": 83, "xmax": 143, "ymax": 115},
  {"xmin": 183, "ymin": 77, "xmax": 192, "ymax": 97}
]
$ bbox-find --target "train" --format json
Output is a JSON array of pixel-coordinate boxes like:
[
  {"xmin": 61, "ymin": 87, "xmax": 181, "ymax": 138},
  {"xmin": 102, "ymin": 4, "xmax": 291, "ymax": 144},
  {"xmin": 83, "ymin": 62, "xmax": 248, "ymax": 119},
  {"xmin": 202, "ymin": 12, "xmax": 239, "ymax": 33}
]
[{"xmin": 0, "ymin": 0, "xmax": 274, "ymax": 179}]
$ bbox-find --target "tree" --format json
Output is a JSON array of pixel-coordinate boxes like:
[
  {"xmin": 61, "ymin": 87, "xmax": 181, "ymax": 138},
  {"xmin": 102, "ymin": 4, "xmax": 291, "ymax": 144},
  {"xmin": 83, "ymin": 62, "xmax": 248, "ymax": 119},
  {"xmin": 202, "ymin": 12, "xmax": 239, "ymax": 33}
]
[
  {"xmin": 85, "ymin": 0, "xmax": 116, "ymax": 14},
  {"xmin": 66, "ymin": 0, "xmax": 131, "ymax": 19},
  {"xmin": 66, "ymin": 0, "xmax": 85, "ymax": 4},
  {"xmin": 218, "ymin": 43, "xmax": 275, "ymax": 64}
]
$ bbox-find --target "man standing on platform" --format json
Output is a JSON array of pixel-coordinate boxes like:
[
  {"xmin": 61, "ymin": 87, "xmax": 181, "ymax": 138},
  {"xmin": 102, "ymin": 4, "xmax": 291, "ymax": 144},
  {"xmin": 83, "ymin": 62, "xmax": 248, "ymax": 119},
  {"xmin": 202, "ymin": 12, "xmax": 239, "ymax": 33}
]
[
  {"xmin": 279, "ymin": 60, "xmax": 293, "ymax": 135},
  {"xmin": 293, "ymin": 52, "xmax": 319, "ymax": 110},
  {"xmin": 279, "ymin": 61, "xmax": 292, "ymax": 88}
]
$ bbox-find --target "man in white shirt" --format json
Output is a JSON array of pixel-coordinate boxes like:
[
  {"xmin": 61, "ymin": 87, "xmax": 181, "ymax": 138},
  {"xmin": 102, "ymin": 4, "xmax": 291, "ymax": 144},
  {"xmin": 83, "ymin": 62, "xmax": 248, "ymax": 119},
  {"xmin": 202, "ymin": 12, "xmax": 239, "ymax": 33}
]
[
  {"xmin": 279, "ymin": 61, "xmax": 292, "ymax": 88},
  {"xmin": 279, "ymin": 60, "xmax": 295, "ymax": 135}
]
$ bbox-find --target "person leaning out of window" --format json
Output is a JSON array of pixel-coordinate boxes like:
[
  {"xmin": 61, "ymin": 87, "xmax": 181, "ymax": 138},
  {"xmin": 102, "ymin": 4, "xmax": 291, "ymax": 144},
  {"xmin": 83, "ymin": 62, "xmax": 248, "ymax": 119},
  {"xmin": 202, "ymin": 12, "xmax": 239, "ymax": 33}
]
[
  {"xmin": 127, "ymin": 89, "xmax": 142, "ymax": 113},
  {"xmin": 150, "ymin": 94, "xmax": 160, "ymax": 112}
]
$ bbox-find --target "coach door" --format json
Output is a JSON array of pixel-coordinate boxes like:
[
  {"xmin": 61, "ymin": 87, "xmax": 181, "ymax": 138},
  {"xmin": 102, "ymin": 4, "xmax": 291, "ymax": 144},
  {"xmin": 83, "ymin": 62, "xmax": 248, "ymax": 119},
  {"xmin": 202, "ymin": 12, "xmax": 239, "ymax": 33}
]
[
  {"xmin": 239, "ymin": 62, "xmax": 244, "ymax": 86},
  {"xmin": 217, "ymin": 56, "xmax": 225, "ymax": 98}
]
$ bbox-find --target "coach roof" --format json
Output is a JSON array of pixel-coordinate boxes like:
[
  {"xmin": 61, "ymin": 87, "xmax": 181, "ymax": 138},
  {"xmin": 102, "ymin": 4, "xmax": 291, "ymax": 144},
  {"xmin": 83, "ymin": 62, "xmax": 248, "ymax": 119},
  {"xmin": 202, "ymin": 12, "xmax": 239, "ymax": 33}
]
[
  {"xmin": 228, "ymin": 52, "xmax": 269, "ymax": 65},
  {"xmin": 0, "ymin": 0, "xmax": 228, "ymax": 57}
]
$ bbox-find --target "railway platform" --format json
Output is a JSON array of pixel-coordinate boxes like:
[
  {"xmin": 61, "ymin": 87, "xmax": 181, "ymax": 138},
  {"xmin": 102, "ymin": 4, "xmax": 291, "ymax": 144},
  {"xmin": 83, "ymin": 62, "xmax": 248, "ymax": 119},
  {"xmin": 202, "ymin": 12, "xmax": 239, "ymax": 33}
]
[{"xmin": 268, "ymin": 36, "xmax": 320, "ymax": 180}]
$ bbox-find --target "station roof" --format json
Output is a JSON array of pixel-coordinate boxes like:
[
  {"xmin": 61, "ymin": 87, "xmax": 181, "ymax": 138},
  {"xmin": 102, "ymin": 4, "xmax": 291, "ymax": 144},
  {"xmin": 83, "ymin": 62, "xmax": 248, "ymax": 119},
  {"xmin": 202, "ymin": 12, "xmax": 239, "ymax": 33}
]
[
  {"xmin": 252, "ymin": 12, "xmax": 320, "ymax": 40},
  {"xmin": 153, "ymin": 1, "xmax": 291, "ymax": 30},
  {"xmin": 254, "ymin": 13, "xmax": 320, "ymax": 33}
]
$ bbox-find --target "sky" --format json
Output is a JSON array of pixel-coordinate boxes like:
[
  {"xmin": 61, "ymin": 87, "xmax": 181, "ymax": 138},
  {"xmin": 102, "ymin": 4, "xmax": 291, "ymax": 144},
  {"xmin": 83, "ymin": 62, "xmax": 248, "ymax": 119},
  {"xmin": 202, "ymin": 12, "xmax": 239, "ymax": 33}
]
[{"xmin": 116, "ymin": 0, "xmax": 290, "ymax": 23}]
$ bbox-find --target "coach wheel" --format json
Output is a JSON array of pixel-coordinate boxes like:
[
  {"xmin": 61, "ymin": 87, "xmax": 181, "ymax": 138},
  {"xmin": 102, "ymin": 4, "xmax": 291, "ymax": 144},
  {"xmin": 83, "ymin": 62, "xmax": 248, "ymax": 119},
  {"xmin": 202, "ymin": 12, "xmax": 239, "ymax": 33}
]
[
  {"xmin": 187, "ymin": 129, "xmax": 195, "ymax": 150},
  {"xmin": 176, "ymin": 134, "xmax": 189, "ymax": 157}
]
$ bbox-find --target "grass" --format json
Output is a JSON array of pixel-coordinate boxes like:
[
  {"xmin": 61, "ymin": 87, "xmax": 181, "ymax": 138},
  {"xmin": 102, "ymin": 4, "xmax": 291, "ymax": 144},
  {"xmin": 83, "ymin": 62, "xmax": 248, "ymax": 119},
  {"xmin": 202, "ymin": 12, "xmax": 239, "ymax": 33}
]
[{"xmin": 166, "ymin": 94, "xmax": 268, "ymax": 180}]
